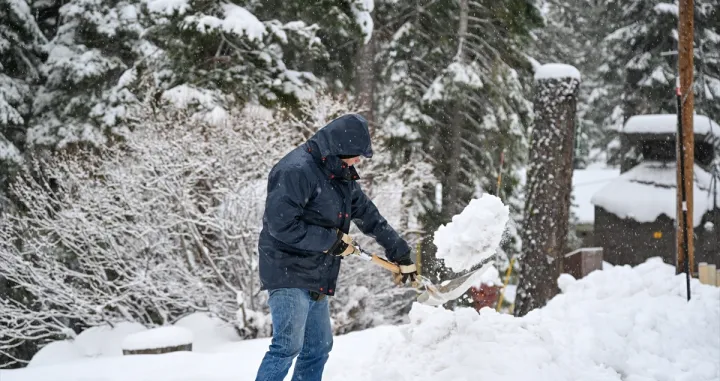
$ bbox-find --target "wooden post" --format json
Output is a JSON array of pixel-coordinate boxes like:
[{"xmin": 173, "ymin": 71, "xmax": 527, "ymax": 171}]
[
  {"xmin": 676, "ymin": 0, "xmax": 695, "ymax": 279},
  {"xmin": 563, "ymin": 248, "xmax": 603, "ymax": 279},
  {"xmin": 514, "ymin": 64, "xmax": 580, "ymax": 317},
  {"xmin": 708, "ymin": 264, "xmax": 717, "ymax": 286},
  {"xmin": 698, "ymin": 262, "xmax": 708, "ymax": 284}
]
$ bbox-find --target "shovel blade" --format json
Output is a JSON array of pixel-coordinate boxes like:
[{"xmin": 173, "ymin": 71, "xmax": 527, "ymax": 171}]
[{"xmin": 416, "ymin": 262, "xmax": 495, "ymax": 306}]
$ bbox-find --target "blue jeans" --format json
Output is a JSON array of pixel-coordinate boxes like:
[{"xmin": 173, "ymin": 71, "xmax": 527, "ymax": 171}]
[{"xmin": 255, "ymin": 288, "xmax": 333, "ymax": 381}]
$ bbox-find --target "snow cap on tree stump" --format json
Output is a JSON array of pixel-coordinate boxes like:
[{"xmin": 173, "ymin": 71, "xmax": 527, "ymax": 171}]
[
  {"xmin": 533, "ymin": 63, "xmax": 581, "ymax": 82},
  {"xmin": 121, "ymin": 326, "xmax": 193, "ymax": 355}
]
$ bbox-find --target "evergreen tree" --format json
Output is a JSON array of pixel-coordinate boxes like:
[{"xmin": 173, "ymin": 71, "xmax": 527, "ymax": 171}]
[
  {"xmin": 28, "ymin": 0, "xmax": 147, "ymax": 149},
  {"xmin": 143, "ymin": 0, "xmax": 371, "ymax": 110},
  {"xmin": 695, "ymin": 0, "xmax": 720, "ymax": 124},
  {"xmin": 250, "ymin": 0, "xmax": 373, "ymax": 94},
  {"xmin": 379, "ymin": 0, "xmax": 542, "ymax": 280},
  {"xmin": 588, "ymin": 0, "xmax": 720, "ymax": 166},
  {"xmin": 0, "ymin": 0, "xmax": 46, "ymax": 161},
  {"xmin": 604, "ymin": 1, "xmax": 678, "ymax": 121},
  {"xmin": 529, "ymin": 0, "xmax": 612, "ymax": 167}
]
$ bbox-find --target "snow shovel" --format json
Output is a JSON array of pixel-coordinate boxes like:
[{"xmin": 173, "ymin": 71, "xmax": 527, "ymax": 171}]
[{"xmin": 352, "ymin": 243, "xmax": 496, "ymax": 307}]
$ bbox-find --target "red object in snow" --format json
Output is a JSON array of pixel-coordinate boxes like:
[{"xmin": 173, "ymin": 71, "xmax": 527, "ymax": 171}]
[{"xmin": 468, "ymin": 284, "xmax": 501, "ymax": 311}]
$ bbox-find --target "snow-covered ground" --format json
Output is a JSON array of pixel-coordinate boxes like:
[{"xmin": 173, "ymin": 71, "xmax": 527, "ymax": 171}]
[{"xmin": 3, "ymin": 257, "xmax": 718, "ymax": 381}]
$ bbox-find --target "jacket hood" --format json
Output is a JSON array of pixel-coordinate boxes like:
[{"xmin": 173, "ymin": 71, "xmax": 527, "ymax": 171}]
[
  {"xmin": 306, "ymin": 114, "xmax": 373, "ymax": 159},
  {"xmin": 304, "ymin": 114, "xmax": 372, "ymax": 181}
]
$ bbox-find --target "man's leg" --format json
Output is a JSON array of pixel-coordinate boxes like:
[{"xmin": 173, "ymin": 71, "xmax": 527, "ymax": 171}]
[
  {"xmin": 255, "ymin": 288, "xmax": 310, "ymax": 381},
  {"xmin": 291, "ymin": 294, "xmax": 333, "ymax": 381}
]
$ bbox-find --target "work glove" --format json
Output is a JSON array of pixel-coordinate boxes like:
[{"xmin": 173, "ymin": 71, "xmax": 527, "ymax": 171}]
[
  {"xmin": 326, "ymin": 229, "xmax": 357, "ymax": 257},
  {"xmin": 392, "ymin": 256, "xmax": 418, "ymax": 286}
]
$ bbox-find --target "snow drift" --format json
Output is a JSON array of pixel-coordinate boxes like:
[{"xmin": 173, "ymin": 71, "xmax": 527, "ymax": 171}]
[
  {"xmin": 5, "ymin": 258, "xmax": 719, "ymax": 381},
  {"xmin": 372, "ymin": 258, "xmax": 720, "ymax": 381}
]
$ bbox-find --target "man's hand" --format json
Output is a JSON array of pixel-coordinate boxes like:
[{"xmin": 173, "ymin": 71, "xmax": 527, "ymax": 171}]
[
  {"xmin": 392, "ymin": 256, "xmax": 417, "ymax": 285},
  {"xmin": 326, "ymin": 230, "xmax": 357, "ymax": 257}
]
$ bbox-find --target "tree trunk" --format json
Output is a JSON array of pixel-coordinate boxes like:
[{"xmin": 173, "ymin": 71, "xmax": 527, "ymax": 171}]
[
  {"xmin": 442, "ymin": 0, "xmax": 468, "ymax": 219},
  {"xmin": 515, "ymin": 64, "xmax": 580, "ymax": 317},
  {"xmin": 355, "ymin": 20, "xmax": 377, "ymax": 196},
  {"xmin": 429, "ymin": 0, "xmax": 469, "ymax": 287},
  {"xmin": 355, "ymin": 38, "xmax": 375, "ymax": 133}
]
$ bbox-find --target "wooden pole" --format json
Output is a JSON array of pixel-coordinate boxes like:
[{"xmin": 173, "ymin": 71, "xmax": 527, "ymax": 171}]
[
  {"xmin": 676, "ymin": 91, "xmax": 691, "ymax": 301},
  {"xmin": 676, "ymin": 0, "xmax": 695, "ymax": 285}
]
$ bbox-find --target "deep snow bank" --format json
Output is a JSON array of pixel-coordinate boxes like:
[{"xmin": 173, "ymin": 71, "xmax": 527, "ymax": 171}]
[{"xmin": 371, "ymin": 258, "xmax": 720, "ymax": 381}]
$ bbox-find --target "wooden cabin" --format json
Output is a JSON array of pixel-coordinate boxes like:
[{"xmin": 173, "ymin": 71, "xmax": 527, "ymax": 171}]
[{"xmin": 590, "ymin": 114, "xmax": 720, "ymax": 267}]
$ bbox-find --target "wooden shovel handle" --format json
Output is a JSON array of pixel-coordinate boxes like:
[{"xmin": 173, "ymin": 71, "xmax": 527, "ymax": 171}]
[{"xmin": 370, "ymin": 254, "xmax": 401, "ymax": 273}]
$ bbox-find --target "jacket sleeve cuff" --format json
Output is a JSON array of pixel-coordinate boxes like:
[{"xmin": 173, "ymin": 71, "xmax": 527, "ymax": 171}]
[{"xmin": 393, "ymin": 252, "xmax": 414, "ymax": 265}]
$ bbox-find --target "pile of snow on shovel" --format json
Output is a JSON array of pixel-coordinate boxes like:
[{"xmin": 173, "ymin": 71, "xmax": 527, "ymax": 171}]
[{"xmin": 433, "ymin": 193, "xmax": 510, "ymax": 272}]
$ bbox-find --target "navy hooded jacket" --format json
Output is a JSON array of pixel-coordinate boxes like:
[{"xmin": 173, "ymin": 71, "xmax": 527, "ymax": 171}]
[{"xmin": 257, "ymin": 114, "xmax": 412, "ymax": 296}]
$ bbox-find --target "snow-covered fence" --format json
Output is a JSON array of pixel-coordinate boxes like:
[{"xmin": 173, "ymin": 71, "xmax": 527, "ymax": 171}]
[{"xmin": 516, "ymin": 63, "xmax": 581, "ymax": 317}]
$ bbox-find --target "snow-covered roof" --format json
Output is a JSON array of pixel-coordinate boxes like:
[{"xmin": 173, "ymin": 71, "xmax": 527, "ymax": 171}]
[
  {"xmin": 622, "ymin": 114, "xmax": 720, "ymax": 136},
  {"xmin": 591, "ymin": 161, "xmax": 719, "ymax": 227},
  {"xmin": 572, "ymin": 168, "xmax": 621, "ymax": 224},
  {"xmin": 533, "ymin": 63, "xmax": 581, "ymax": 81}
]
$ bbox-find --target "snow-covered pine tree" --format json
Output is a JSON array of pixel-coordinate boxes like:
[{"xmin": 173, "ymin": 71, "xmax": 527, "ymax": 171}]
[
  {"xmin": 695, "ymin": 0, "xmax": 720, "ymax": 123},
  {"xmin": 28, "ymin": 0, "xmax": 148, "ymax": 150},
  {"xmin": 250, "ymin": 0, "xmax": 374, "ymax": 94},
  {"xmin": 529, "ymin": 0, "xmax": 612, "ymax": 167},
  {"xmin": 0, "ymin": 0, "xmax": 46, "ymax": 163},
  {"xmin": 379, "ymin": 0, "xmax": 542, "ymax": 281},
  {"xmin": 591, "ymin": 0, "xmax": 720, "ymax": 167},
  {"xmin": 0, "ymin": 0, "xmax": 46, "ymax": 364},
  {"xmin": 605, "ymin": 1, "xmax": 678, "ymax": 120},
  {"xmin": 143, "ymin": 0, "xmax": 371, "ymax": 111}
]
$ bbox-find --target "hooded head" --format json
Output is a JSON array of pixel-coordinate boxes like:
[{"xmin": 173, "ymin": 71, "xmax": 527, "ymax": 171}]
[
  {"xmin": 305, "ymin": 114, "xmax": 372, "ymax": 180},
  {"xmin": 306, "ymin": 114, "xmax": 373, "ymax": 159}
]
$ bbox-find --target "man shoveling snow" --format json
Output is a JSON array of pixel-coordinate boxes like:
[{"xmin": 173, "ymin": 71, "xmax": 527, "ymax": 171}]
[
  {"xmin": 255, "ymin": 114, "xmax": 417, "ymax": 381},
  {"xmin": 255, "ymin": 113, "xmax": 512, "ymax": 381}
]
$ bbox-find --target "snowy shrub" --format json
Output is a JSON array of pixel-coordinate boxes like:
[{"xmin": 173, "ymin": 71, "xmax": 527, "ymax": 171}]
[
  {"xmin": 331, "ymin": 286, "xmax": 374, "ymax": 335},
  {"xmin": 0, "ymin": 97, "xmax": 303, "ymax": 366}
]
